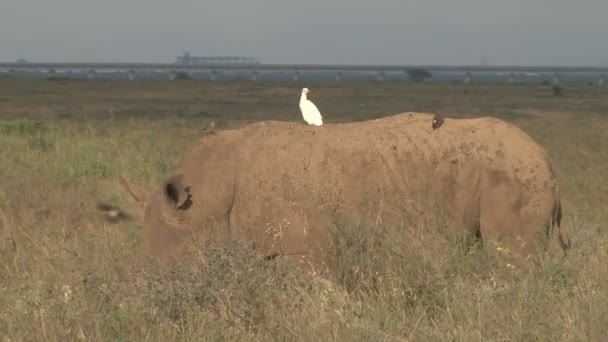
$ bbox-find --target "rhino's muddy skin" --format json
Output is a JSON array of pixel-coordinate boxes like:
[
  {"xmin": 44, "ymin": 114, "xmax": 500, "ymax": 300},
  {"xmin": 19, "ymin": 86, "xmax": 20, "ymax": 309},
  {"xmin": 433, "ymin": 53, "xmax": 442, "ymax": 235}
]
[{"xmin": 117, "ymin": 112, "xmax": 570, "ymax": 273}]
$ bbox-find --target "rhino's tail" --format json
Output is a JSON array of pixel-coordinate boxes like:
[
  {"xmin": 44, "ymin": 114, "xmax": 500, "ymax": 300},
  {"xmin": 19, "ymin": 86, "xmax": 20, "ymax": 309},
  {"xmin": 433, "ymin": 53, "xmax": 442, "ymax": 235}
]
[{"xmin": 552, "ymin": 186, "xmax": 571, "ymax": 253}]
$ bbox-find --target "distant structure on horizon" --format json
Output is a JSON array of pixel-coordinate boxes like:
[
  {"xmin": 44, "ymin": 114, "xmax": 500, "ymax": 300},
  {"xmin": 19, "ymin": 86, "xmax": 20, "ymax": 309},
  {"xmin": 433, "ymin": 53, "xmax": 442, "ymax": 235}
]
[{"xmin": 175, "ymin": 51, "xmax": 260, "ymax": 66}]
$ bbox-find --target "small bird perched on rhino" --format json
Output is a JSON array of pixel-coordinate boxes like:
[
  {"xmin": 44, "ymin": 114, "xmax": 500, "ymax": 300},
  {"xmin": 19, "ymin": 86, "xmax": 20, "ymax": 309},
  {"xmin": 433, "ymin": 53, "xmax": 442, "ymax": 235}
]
[
  {"xmin": 299, "ymin": 87, "xmax": 323, "ymax": 126},
  {"xmin": 432, "ymin": 113, "xmax": 444, "ymax": 130}
]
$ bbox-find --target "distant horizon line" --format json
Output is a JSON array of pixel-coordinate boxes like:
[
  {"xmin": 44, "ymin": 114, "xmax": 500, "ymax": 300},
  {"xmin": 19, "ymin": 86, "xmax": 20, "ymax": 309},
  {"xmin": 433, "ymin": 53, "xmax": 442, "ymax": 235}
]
[{"xmin": 2, "ymin": 60, "xmax": 608, "ymax": 71}]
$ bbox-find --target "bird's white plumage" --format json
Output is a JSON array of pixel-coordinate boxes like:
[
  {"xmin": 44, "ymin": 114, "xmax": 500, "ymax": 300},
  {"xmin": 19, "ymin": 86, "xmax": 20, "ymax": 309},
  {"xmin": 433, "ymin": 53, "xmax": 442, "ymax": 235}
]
[{"xmin": 299, "ymin": 88, "xmax": 323, "ymax": 126}]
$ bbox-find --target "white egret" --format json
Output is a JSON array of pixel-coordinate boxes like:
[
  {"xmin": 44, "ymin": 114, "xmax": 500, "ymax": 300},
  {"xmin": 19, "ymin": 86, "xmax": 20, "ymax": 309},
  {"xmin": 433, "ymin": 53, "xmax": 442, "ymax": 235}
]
[{"xmin": 299, "ymin": 88, "xmax": 323, "ymax": 126}]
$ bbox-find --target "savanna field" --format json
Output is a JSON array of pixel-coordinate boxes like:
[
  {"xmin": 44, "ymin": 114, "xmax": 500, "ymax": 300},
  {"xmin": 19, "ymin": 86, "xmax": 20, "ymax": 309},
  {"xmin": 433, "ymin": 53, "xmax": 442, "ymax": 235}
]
[{"xmin": 0, "ymin": 77, "xmax": 607, "ymax": 341}]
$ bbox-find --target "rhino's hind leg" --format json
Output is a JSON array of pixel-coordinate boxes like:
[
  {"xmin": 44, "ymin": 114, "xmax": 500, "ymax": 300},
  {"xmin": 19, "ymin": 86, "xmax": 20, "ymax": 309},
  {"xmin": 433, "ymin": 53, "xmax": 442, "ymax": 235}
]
[
  {"xmin": 479, "ymin": 169, "xmax": 552, "ymax": 261},
  {"xmin": 447, "ymin": 162, "xmax": 484, "ymax": 250}
]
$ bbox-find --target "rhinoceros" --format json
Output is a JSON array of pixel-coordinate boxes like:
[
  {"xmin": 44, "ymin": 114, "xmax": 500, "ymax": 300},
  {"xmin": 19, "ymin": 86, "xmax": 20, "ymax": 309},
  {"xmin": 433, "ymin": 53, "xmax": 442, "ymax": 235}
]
[{"xmin": 104, "ymin": 112, "xmax": 570, "ymax": 272}]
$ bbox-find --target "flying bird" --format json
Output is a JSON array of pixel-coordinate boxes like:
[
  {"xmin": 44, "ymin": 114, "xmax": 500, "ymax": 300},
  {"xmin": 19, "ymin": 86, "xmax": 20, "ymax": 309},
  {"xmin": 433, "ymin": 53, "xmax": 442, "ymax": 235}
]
[
  {"xmin": 299, "ymin": 88, "xmax": 323, "ymax": 126},
  {"xmin": 96, "ymin": 202, "xmax": 133, "ymax": 224}
]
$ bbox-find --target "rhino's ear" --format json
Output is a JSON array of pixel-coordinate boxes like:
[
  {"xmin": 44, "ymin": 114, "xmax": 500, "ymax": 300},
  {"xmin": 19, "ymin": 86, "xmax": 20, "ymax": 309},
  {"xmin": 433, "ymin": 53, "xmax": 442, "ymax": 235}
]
[
  {"xmin": 119, "ymin": 176, "xmax": 153, "ymax": 206},
  {"xmin": 162, "ymin": 174, "xmax": 192, "ymax": 210}
]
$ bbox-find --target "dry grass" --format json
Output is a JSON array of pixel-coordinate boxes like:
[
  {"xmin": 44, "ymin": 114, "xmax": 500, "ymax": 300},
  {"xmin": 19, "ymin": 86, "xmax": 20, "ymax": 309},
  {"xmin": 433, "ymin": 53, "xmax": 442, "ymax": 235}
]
[{"xmin": 1, "ymin": 79, "xmax": 607, "ymax": 341}]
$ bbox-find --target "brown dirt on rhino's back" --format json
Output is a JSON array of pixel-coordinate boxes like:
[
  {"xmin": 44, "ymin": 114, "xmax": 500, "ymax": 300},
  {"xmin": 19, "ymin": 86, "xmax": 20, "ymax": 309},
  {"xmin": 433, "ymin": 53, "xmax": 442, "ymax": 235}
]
[
  {"xmin": 180, "ymin": 112, "xmax": 557, "ymax": 229},
  {"xmin": 197, "ymin": 111, "xmax": 556, "ymax": 182}
]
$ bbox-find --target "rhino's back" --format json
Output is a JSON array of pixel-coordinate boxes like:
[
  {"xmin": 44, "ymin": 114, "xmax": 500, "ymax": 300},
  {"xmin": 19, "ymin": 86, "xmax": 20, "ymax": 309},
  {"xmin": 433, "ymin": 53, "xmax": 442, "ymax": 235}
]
[
  {"xmin": 225, "ymin": 111, "xmax": 555, "ymax": 188},
  {"xmin": 191, "ymin": 113, "xmax": 556, "ymax": 230},
  {"xmin": 178, "ymin": 113, "xmax": 557, "ymax": 213}
]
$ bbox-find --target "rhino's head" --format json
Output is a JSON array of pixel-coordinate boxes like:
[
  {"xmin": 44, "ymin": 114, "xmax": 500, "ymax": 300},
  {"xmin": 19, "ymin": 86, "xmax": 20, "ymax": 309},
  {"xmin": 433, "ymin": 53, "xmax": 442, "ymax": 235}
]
[{"xmin": 98, "ymin": 174, "xmax": 196, "ymax": 260}]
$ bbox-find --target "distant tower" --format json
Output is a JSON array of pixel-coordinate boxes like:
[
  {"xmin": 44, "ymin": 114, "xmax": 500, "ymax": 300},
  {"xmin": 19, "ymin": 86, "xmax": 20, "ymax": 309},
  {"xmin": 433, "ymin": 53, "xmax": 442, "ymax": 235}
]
[{"xmin": 177, "ymin": 51, "xmax": 191, "ymax": 65}]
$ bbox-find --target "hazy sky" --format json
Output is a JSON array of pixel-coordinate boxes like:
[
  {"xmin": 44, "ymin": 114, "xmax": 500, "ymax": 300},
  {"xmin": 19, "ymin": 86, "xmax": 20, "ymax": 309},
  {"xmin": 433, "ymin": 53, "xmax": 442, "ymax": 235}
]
[{"xmin": 2, "ymin": 0, "xmax": 607, "ymax": 65}]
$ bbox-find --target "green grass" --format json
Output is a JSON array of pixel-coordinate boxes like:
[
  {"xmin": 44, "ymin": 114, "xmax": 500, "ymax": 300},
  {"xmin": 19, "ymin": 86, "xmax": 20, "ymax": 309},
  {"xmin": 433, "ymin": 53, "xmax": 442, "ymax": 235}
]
[{"xmin": 1, "ymin": 79, "xmax": 607, "ymax": 341}]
